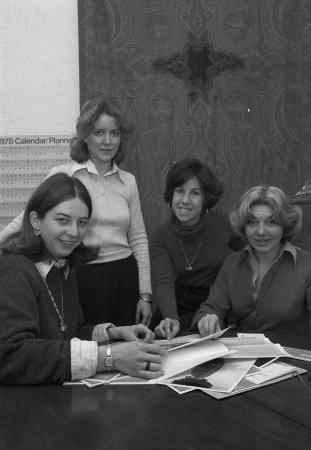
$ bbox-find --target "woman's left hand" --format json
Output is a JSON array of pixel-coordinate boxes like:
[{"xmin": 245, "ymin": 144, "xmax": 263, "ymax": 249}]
[
  {"xmin": 109, "ymin": 324, "xmax": 154, "ymax": 342},
  {"xmin": 135, "ymin": 299, "xmax": 152, "ymax": 326}
]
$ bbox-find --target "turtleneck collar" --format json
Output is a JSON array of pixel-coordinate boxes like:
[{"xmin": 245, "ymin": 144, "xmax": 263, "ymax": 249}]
[{"xmin": 169, "ymin": 211, "xmax": 210, "ymax": 240}]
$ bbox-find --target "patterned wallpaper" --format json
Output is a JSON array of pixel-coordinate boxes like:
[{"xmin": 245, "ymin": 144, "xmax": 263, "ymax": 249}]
[{"xmin": 76, "ymin": 0, "xmax": 311, "ymax": 249}]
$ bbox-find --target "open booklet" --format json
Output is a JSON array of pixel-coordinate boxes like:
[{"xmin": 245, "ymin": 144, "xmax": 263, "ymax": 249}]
[{"xmin": 112, "ymin": 334, "xmax": 234, "ymax": 385}]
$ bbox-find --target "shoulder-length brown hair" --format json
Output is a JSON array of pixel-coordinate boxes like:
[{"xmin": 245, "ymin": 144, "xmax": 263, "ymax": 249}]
[
  {"xmin": 1, "ymin": 173, "xmax": 98, "ymax": 265},
  {"xmin": 70, "ymin": 97, "xmax": 132, "ymax": 165}
]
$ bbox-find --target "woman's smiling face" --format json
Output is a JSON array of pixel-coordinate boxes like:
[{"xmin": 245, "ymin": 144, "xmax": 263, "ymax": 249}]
[
  {"xmin": 31, "ymin": 197, "xmax": 89, "ymax": 260},
  {"xmin": 172, "ymin": 176, "xmax": 204, "ymax": 226},
  {"xmin": 245, "ymin": 204, "xmax": 283, "ymax": 259}
]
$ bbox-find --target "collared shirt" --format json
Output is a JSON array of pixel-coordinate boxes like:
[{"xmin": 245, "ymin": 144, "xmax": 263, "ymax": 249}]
[
  {"xmin": 245, "ymin": 242, "xmax": 297, "ymax": 300},
  {"xmin": 36, "ymin": 259, "xmax": 114, "ymax": 380},
  {"xmin": 36, "ymin": 258, "xmax": 70, "ymax": 280},
  {"xmin": 48, "ymin": 160, "xmax": 151, "ymax": 294},
  {"xmin": 193, "ymin": 242, "xmax": 311, "ymax": 335}
]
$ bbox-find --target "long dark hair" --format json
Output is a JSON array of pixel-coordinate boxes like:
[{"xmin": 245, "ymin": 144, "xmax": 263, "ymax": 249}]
[{"xmin": 1, "ymin": 173, "xmax": 98, "ymax": 264}]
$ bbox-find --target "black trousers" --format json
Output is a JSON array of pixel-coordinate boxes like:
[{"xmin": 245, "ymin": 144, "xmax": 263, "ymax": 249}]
[{"xmin": 75, "ymin": 255, "xmax": 139, "ymax": 326}]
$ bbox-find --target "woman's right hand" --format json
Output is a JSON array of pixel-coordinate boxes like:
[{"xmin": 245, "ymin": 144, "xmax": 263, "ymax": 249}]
[
  {"xmin": 197, "ymin": 314, "xmax": 221, "ymax": 337},
  {"xmin": 154, "ymin": 318, "xmax": 180, "ymax": 340},
  {"xmin": 111, "ymin": 341, "xmax": 167, "ymax": 379}
]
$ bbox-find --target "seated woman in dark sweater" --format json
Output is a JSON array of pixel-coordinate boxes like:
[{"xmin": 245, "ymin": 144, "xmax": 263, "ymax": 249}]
[
  {"xmin": 0, "ymin": 173, "xmax": 165, "ymax": 385},
  {"xmin": 193, "ymin": 185, "xmax": 311, "ymax": 336},
  {"xmin": 150, "ymin": 159, "xmax": 244, "ymax": 339}
]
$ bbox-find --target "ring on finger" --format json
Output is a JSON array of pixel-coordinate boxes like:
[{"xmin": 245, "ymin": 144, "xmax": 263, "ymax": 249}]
[{"xmin": 145, "ymin": 361, "xmax": 151, "ymax": 371}]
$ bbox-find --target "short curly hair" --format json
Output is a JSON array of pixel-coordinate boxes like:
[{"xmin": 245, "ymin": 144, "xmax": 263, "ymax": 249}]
[
  {"xmin": 229, "ymin": 185, "xmax": 302, "ymax": 241},
  {"xmin": 164, "ymin": 158, "xmax": 224, "ymax": 211},
  {"xmin": 70, "ymin": 97, "xmax": 131, "ymax": 165}
]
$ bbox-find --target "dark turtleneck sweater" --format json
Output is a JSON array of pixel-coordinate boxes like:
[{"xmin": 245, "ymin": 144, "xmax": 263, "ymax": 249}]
[{"xmin": 150, "ymin": 210, "xmax": 243, "ymax": 321}]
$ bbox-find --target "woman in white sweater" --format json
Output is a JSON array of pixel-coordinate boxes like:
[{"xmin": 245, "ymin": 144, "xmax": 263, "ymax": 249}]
[{"xmin": 0, "ymin": 98, "xmax": 152, "ymax": 326}]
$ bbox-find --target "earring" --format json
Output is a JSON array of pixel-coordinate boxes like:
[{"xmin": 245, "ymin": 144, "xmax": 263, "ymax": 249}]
[{"xmin": 33, "ymin": 227, "xmax": 41, "ymax": 236}]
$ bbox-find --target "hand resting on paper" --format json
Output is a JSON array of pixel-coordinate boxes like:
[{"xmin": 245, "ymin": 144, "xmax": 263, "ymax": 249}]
[
  {"xmin": 108, "ymin": 324, "xmax": 154, "ymax": 342},
  {"xmin": 98, "ymin": 341, "xmax": 167, "ymax": 379},
  {"xmin": 197, "ymin": 314, "xmax": 221, "ymax": 337},
  {"xmin": 154, "ymin": 318, "xmax": 180, "ymax": 340}
]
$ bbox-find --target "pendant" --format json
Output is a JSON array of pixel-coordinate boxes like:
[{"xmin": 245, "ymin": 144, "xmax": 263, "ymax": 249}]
[
  {"xmin": 60, "ymin": 323, "xmax": 67, "ymax": 333},
  {"xmin": 186, "ymin": 266, "xmax": 193, "ymax": 271}
]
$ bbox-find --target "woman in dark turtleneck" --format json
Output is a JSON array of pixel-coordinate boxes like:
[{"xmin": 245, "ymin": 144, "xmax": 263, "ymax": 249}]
[{"xmin": 150, "ymin": 159, "xmax": 244, "ymax": 339}]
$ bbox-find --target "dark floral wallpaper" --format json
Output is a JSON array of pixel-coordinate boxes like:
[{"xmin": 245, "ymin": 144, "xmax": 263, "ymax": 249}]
[{"xmin": 78, "ymin": 0, "xmax": 311, "ymax": 248}]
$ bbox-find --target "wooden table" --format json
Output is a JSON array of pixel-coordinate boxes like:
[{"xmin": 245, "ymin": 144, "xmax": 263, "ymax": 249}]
[{"xmin": 1, "ymin": 333, "xmax": 311, "ymax": 450}]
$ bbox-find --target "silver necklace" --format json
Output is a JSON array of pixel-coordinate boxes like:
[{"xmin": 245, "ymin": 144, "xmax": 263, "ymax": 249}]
[
  {"xmin": 179, "ymin": 239, "xmax": 202, "ymax": 271},
  {"xmin": 45, "ymin": 280, "xmax": 68, "ymax": 337}
]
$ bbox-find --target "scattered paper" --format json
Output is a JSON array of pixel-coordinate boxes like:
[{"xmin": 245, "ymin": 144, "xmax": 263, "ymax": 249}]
[
  {"xmin": 81, "ymin": 372, "xmax": 122, "ymax": 388},
  {"xmin": 200, "ymin": 364, "xmax": 307, "ymax": 399},
  {"xmin": 283, "ymin": 347, "xmax": 311, "ymax": 362},
  {"xmin": 245, "ymin": 361, "xmax": 297, "ymax": 384},
  {"xmin": 162, "ymin": 358, "xmax": 256, "ymax": 393},
  {"xmin": 63, "ymin": 333, "xmax": 308, "ymax": 398},
  {"xmin": 152, "ymin": 339, "xmax": 232, "ymax": 383},
  {"xmin": 219, "ymin": 336, "xmax": 288, "ymax": 359}
]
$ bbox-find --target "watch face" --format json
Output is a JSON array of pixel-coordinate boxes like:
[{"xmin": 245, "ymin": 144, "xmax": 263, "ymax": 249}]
[{"xmin": 104, "ymin": 356, "xmax": 113, "ymax": 370}]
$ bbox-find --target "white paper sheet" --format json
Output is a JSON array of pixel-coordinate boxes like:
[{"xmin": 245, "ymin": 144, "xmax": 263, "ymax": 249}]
[
  {"xmin": 161, "ymin": 359, "xmax": 256, "ymax": 393},
  {"xmin": 218, "ymin": 336, "xmax": 288, "ymax": 358},
  {"xmin": 156, "ymin": 327, "xmax": 232, "ymax": 352},
  {"xmin": 151, "ymin": 339, "xmax": 232, "ymax": 383},
  {"xmin": 200, "ymin": 363, "xmax": 306, "ymax": 399}
]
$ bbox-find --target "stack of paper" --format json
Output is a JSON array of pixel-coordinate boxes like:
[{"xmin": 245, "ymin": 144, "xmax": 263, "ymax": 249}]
[
  {"xmin": 158, "ymin": 333, "xmax": 307, "ymax": 398},
  {"xmin": 65, "ymin": 332, "xmax": 307, "ymax": 396}
]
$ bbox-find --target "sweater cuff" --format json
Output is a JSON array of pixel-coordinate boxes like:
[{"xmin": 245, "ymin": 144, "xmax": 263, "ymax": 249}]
[{"xmin": 70, "ymin": 338, "xmax": 98, "ymax": 380}]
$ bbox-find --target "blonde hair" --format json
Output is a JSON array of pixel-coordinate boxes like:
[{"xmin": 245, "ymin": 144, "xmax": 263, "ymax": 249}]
[{"xmin": 230, "ymin": 185, "xmax": 302, "ymax": 241}]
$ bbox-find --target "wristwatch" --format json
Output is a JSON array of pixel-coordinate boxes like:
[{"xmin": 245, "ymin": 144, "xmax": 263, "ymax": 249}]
[{"xmin": 104, "ymin": 344, "xmax": 113, "ymax": 371}]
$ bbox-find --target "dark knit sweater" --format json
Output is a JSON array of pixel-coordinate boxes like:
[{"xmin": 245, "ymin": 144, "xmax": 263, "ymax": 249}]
[
  {"xmin": 0, "ymin": 254, "xmax": 94, "ymax": 385},
  {"xmin": 150, "ymin": 210, "xmax": 243, "ymax": 321}
]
